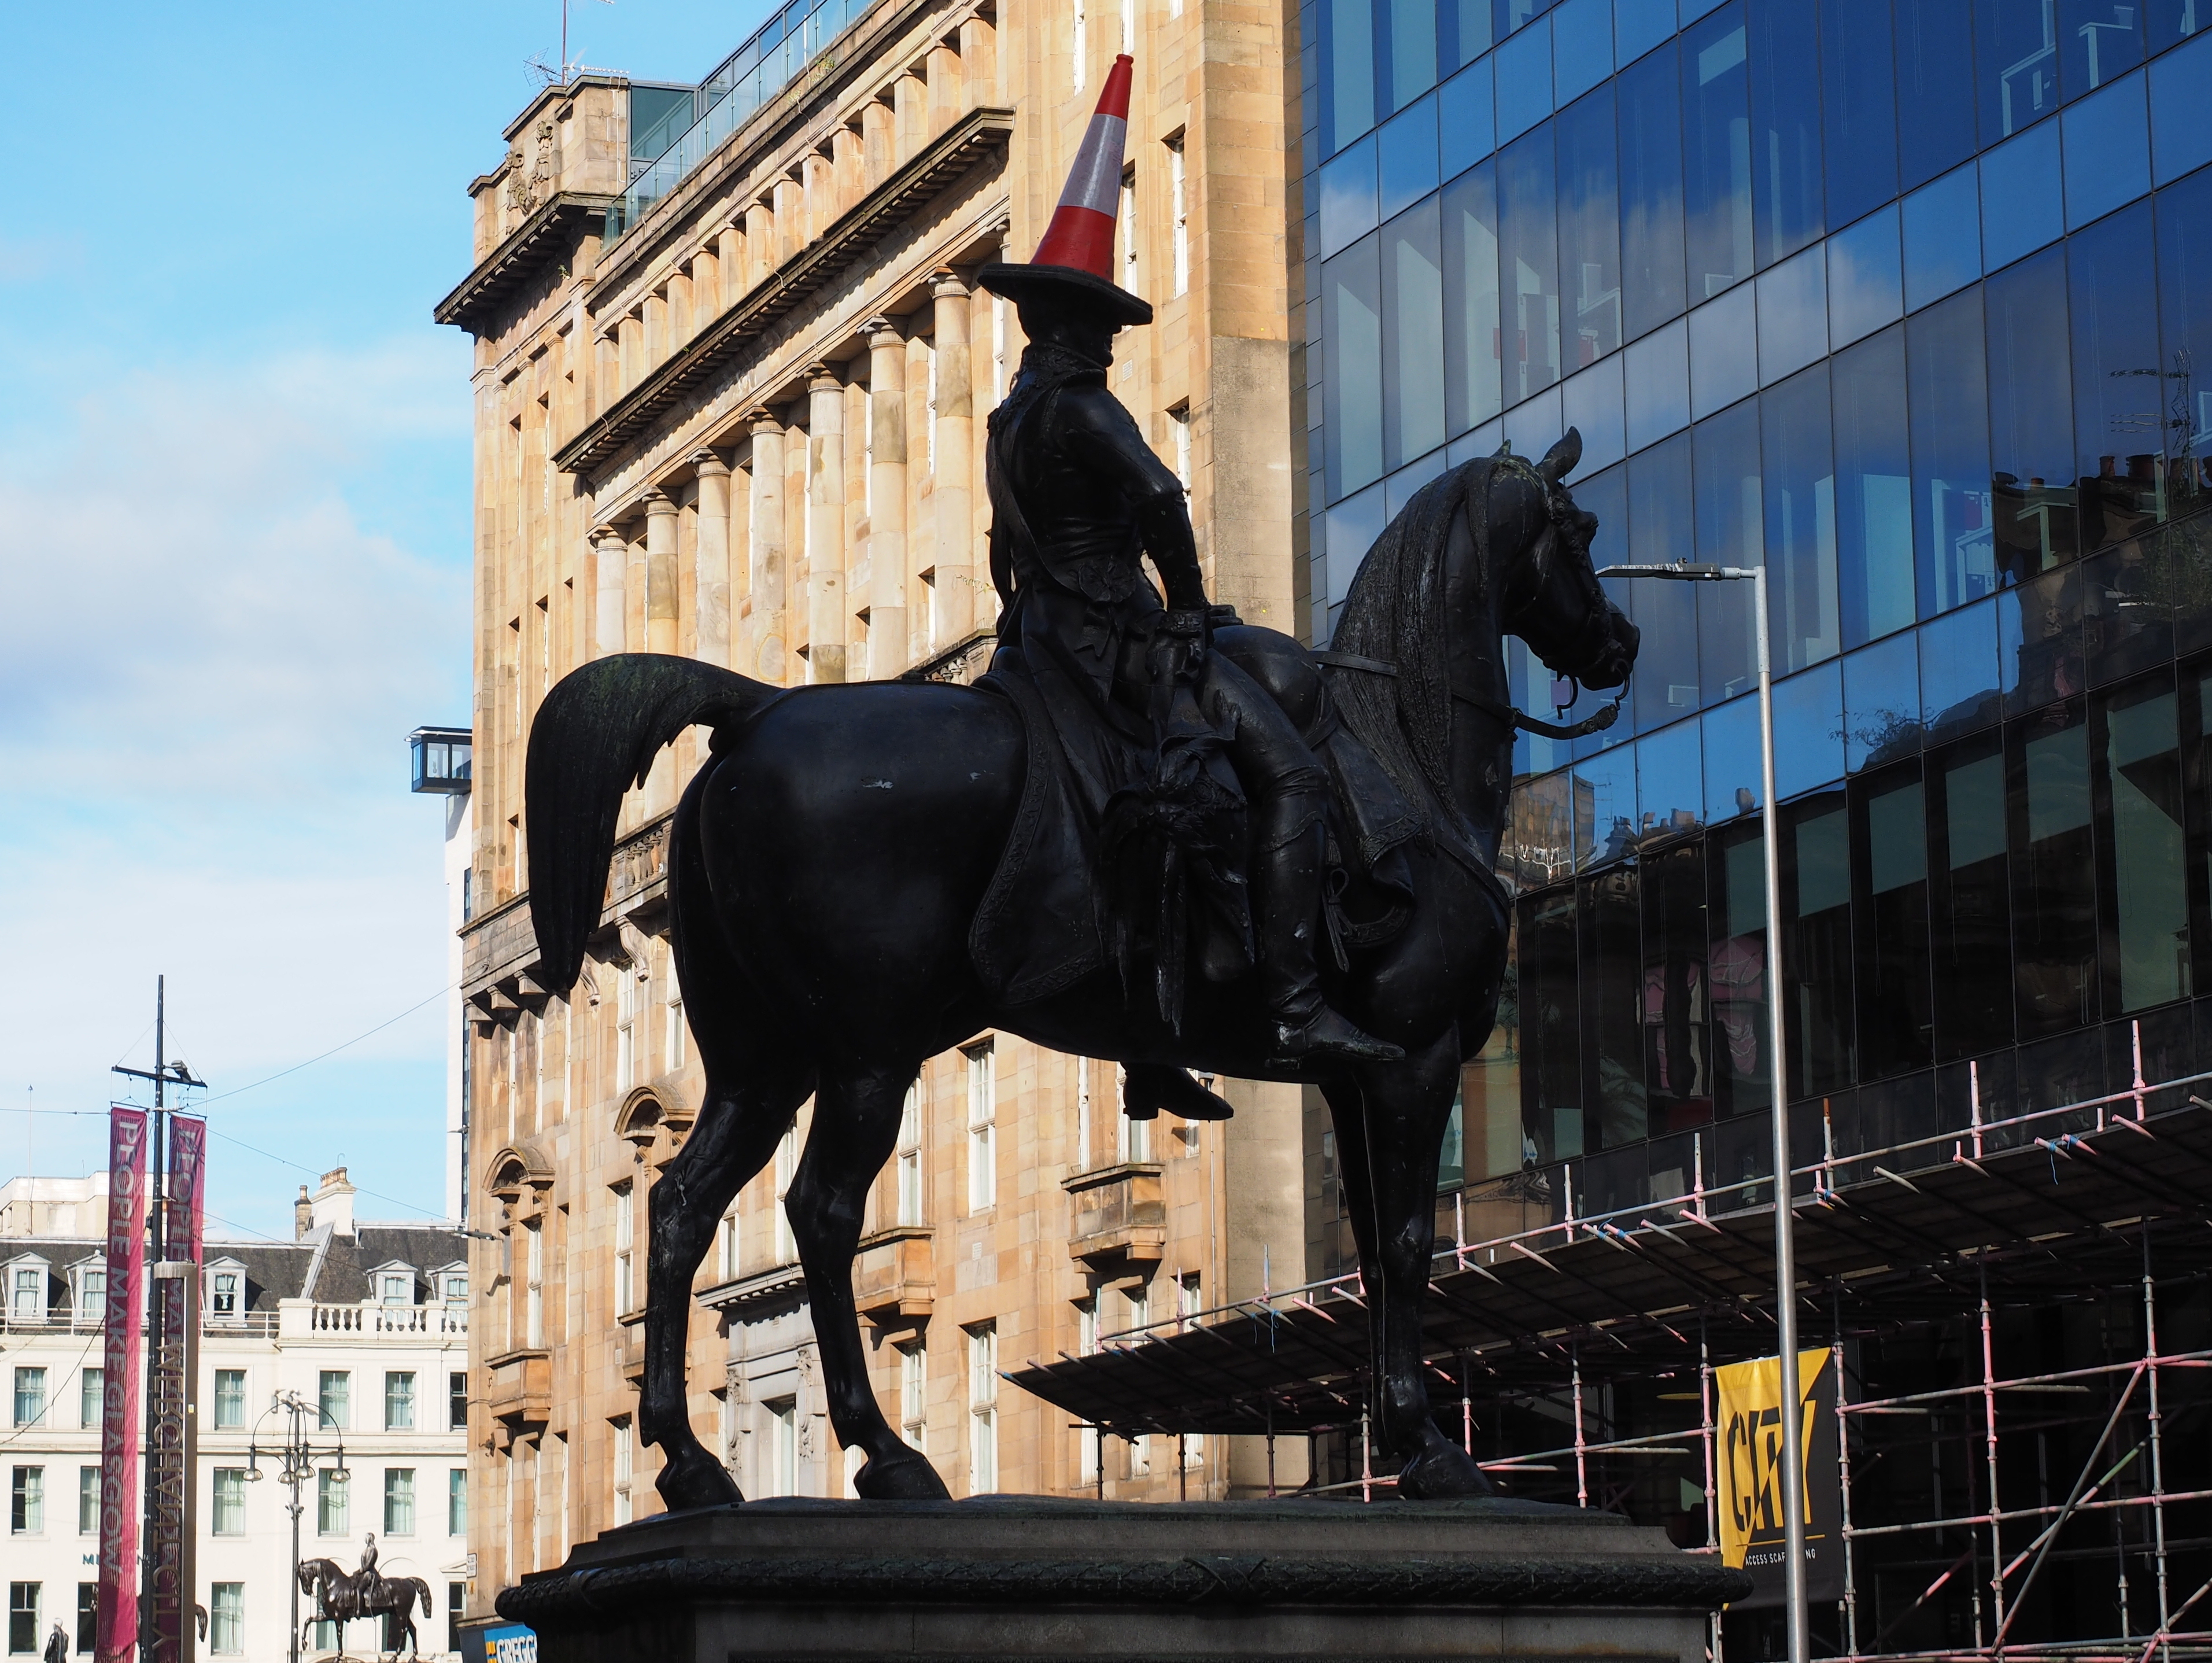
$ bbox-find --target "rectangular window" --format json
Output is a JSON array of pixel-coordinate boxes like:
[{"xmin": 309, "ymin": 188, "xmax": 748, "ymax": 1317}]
[
  {"xmin": 1168, "ymin": 137, "xmax": 1189, "ymax": 297},
  {"xmin": 9, "ymin": 1268, "xmax": 38, "ymax": 1322},
  {"xmin": 317, "ymin": 1470, "xmax": 348, "ymax": 1536},
  {"xmin": 449, "ymin": 1468, "xmax": 468, "ymax": 1536},
  {"xmin": 1928, "ymin": 732, "xmax": 2017, "ymax": 1060},
  {"xmin": 211, "ymin": 1369, "xmax": 243, "ymax": 1430},
  {"xmin": 10, "ymin": 1468, "xmax": 42, "ymax": 1534},
  {"xmin": 1896, "ymin": 0, "xmax": 1976, "ymax": 188},
  {"xmin": 773, "ymin": 1128, "xmax": 799, "ymax": 1263},
  {"xmin": 899, "ymin": 1341, "xmax": 926, "ymax": 1450},
  {"xmin": 1985, "ymin": 248, "xmax": 2078, "ymax": 580},
  {"xmin": 1323, "ymin": 235, "xmax": 1384, "ymax": 500},
  {"xmin": 966, "ymin": 1042, "xmax": 996, "ymax": 1212},
  {"xmin": 209, "ymin": 1583, "xmax": 243, "ymax": 1655},
  {"xmin": 1748, "ymin": 0, "xmax": 1823, "ymax": 266},
  {"xmin": 318, "ymin": 1371, "xmax": 349, "ymax": 1430},
  {"xmin": 1117, "ymin": 1067, "xmax": 1149, "ymax": 1162},
  {"xmin": 378, "ymin": 1273, "xmax": 411, "ymax": 1308},
  {"xmin": 79, "ymin": 1369, "xmax": 105, "ymax": 1432},
  {"xmin": 385, "ymin": 1469, "xmax": 415, "ymax": 1536},
  {"xmin": 384, "ymin": 1372, "xmax": 416, "ymax": 1432},
  {"xmin": 525, "ymin": 1218, "xmax": 544, "ymax": 1348},
  {"xmin": 1556, "ymin": 82, "xmax": 1622, "ymax": 371},
  {"xmin": 1497, "ymin": 125, "xmax": 1560, "ymax": 408},
  {"xmin": 12, "ymin": 1369, "xmax": 45, "ymax": 1428},
  {"xmin": 615, "ymin": 962, "xmax": 638, "ymax": 1092},
  {"xmin": 76, "ymin": 1585, "xmax": 95, "ymax": 1655},
  {"xmin": 2096, "ymin": 677, "xmax": 2188, "ymax": 1013},
  {"xmin": 449, "ymin": 1372, "xmax": 468, "ymax": 1432},
  {"xmin": 967, "ymin": 1323, "xmax": 998, "ymax": 1494},
  {"xmin": 449, "ymin": 1584, "xmax": 465, "ymax": 1654},
  {"xmin": 612, "ymin": 1182, "xmax": 634, "ymax": 1315},
  {"xmin": 1381, "ymin": 194, "xmax": 1445, "ymax": 469},
  {"xmin": 1831, "ymin": 325, "xmax": 1914, "ymax": 649},
  {"xmin": 212, "ymin": 1468, "xmax": 245, "ymax": 1536},
  {"xmin": 2012, "ymin": 700, "xmax": 2100, "ymax": 1038},
  {"xmin": 1853, "ymin": 763, "xmax": 1936, "ymax": 1081},
  {"xmin": 9, "ymin": 1585, "xmax": 37, "ymax": 1657},
  {"xmin": 1441, "ymin": 162, "xmax": 1502, "ymax": 437},
  {"xmin": 1683, "ymin": 3, "xmax": 1752, "ymax": 298},
  {"xmin": 76, "ymin": 1467, "xmax": 95, "ymax": 1536},
  {"xmin": 1120, "ymin": 168, "xmax": 1140, "ymax": 299},
  {"xmin": 766, "ymin": 1400, "xmax": 798, "ymax": 1498},
  {"xmin": 612, "ymin": 1417, "xmax": 633, "ymax": 1526},
  {"xmin": 896, "ymin": 1086, "xmax": 924, "ymax": 1227},
  {"xmin": 211, "ymin": 1271, "xmax": 239, "ymax": 1317},
  {"xmin": 1169, "ymin": 404, "xmax": 1192, "ymax": 490}
]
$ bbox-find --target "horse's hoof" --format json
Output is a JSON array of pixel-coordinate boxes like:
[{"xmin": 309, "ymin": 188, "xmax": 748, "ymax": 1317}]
[
  {"xmin": 655, "ymin": 1443, "xmax": 745, "ymax": 1510},
  {"xmin": 854, "ymin": 1448, "xmax": 952, "ymax": 1500},
  {"xmin": 1395, "ymin": 1436, "xmax": 1497, "ymax": 1500}
]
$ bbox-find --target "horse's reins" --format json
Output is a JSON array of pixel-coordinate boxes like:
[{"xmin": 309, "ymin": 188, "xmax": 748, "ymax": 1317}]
[{"xmin": 1313, "ymin": 651, "xmax": 1623, "ymax": 740}]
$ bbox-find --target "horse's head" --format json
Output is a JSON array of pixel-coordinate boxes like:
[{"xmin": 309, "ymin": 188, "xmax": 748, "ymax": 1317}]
[
  {"xmin": 297, "ymin": 1562, "xmax": 323, "ymax": 1596},
  {"xmin": 1493, "ymin": 429, "xmax": 1638, "ymax": 695}
]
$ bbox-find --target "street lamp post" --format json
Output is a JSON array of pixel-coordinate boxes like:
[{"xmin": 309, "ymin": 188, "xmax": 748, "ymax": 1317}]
[
  {"xmin": 1596, "ymin": 559, "xmax": 1807, "ymax": 1663},
  {"xmin": 245, "ymin": 1391, "xmax": 351, "ymax": 1663}
]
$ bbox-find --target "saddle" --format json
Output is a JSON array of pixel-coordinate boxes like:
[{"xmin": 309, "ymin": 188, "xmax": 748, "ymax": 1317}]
[{"xmin": 966, "ymin": 639, "xmax": 1424, "ymax": 1018}]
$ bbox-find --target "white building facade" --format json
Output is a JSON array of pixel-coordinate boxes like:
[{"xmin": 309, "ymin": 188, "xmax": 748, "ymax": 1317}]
[{"xmin": 2, "ymin": 1170, "xmax": 470, "ymax": 1662}]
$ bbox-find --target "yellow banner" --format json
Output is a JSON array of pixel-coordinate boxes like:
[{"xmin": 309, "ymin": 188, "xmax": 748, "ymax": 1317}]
[{"xmin": 1715, "ymin": 1347, "xmax": 1843, "ymax": 1607}]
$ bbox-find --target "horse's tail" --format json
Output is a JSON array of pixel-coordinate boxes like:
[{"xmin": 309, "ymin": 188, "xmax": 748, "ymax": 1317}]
[
  {"xmin": 526, "ymin": 652, "xmax": 779, "ymax": 995},
  {"xmin": 416, "ymin": 1579, "xmax": 433, "ymax": 1617}
]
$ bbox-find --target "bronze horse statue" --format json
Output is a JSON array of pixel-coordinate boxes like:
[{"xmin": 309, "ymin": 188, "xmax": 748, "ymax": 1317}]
[
  {"xmin": 526, "ymin": 430, "xmax": 1637, "ymax": 1510},
  {"xmin": 296, "ymin": 1560, "xmax": 431, "ymax": 1661}
]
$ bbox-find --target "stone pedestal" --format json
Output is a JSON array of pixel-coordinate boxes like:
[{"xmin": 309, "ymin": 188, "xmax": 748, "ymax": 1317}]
[{"xmin": 497, "ymin": 1496, "xmax": 1746, "ymax": 1661}]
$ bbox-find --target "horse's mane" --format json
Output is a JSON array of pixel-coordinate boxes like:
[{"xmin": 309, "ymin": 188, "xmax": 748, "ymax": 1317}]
[{"xmin": 1329, "ymin": 457, "xmax": 1495, "ymax": 820}]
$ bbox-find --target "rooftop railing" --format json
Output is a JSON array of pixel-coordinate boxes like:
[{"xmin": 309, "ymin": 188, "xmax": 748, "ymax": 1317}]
[{"xmin": 609, "ymin": 0, "xmax": 874, "ymax": 241}]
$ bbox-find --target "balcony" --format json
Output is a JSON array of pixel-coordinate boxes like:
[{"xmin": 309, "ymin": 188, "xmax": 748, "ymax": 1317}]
[
  {"xmin": 1063, "ymin": 1163, "xmax": 1166, "ymax": 1266},
  {"xmin": 485, "ymin": 1348, "xmax": 552, "ymax": 1431},
  {"xmin": 276, "ymin": 1301, "xmax": 468, "ymax": 1342},
  {"xmin": 852, "ymin": 1226, "xmax": 934, "ymax": 1325}
]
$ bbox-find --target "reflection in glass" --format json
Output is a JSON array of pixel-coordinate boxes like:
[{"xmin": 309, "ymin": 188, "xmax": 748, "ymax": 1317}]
[
  {"xmin": 1619, "ymin": 40, "xmax": 1689, "ymax": 339},
  {"xmin": 1439, "ymin": 56, "xmax": 1498, "ymax": 180},
  {"xmin": 1749, "ymin": 0, "xmax": 1823, "ymax": 267},
  {"xmin": 1832, "ymin": 325, "xmax": 1915, "ymax": 647},
  {"xmin": 1641, "ymin": 842, "xmax": 1713, "ymax": 1131},
  {"xmin": 1637, "ymin": 717, "xmax": 1704, "ymax": 836},
  {"xmin": 1763, "ymin": 363, "xmax": 1840, "ymax": 672},
  {"xmin": 2155, "ymin": 169, "xmax": 2212, "ymax": 504},
  {"xmin": 1561, "ymin": 354, "xmax": 1627, "ymax": 475},
  {"xmin": 1785, "ymin": 791, "xmax": 1855, "ymax": 1096},
  {"xmin": 1900, "ymin": 164, "xmax": 1984, "ymax": 313},
  {"xmin": 1908, "ymin": 288, "xmax": 1997, "ymax": 615},
  {"xmin": 1980, "ymin": 120, "xmax": 2066, "ymax": 273},
  {"xmin": 1381, "ymin": 201, "xmax": 1446, "ymax": 471},
  {"xmin": 1704, "ymin": 694, "xmax": 1764, "ymax": 823},
  {"xmin": 1683, "ymin": 3, "xmax": 1753, "ymax": 301},
  {"xmin": 1518, "ymin": 886, "xmax": 1584, "ymax": 1161},
  {"xmin": 1757, "ymin": 245, "xmax": 1828, "ymax": 387},
  {"xmin": 1628, "ymin": 434, "xmax": 1699, "ymax": 731},
  {"xmin": 2068, "ymin": 201, "xmax": 2165, "ymax": 552},
  {"xmin": 1328, "ymin": 0, "xmax": 1379, "ymax": 153},
  {"xmin": 1827, "ymin": 205, "xmax": 1903, "ymax": 351},
  {"xmin": 1615, "ymin": 0, "xmax": 1674, "ymax": 66},
  {"xmin": 1918, "ymin": 595, "xmax": 2003, "ymax": 741},
  {"xmin": 2059, "ymin": 0, "xmax": 2144, "ymax": 100},
  {"xmin": 1499, "ymin": 124, "xmax": 1563, "ymax": 405},
  {"xmin": 1689, "ymin": 284, "xmax": 1758, "ymax": 419},
  {"xmin": 1384, "ymin": 0, "xmax": 1441, "ymax": 113},
  {"xmin": 1853, "ymin": 762, "xmax": 1934, "ymax": 1078},
  {"xmin": 1550, "ymin": 0, "xmax": 1614, "ymax": 108},
  {"xmin": 1844, "ymin": 630, "xmax": 1922, "ymax": 772},
  {"xmin": 2011, "ymin": 699, "xmax": 2100, "ymax": 1037},
  {"xmin": 1581, "ymin": 866, "xmax": 1648, "ymax": 1148},
  {"xmin": 2097, "ymin": 674, "xmax": 2189, "ymax": 1012},
  {"xmin": 1929, "ymin": 730, "xmax": 2015, "ymax": 1060},
  {"xmin": 1624, "ymin": 318, "xmax": 1690, "ymax": 452},
  {"xmin": 1319, "ymin": 135, "xmax": 1380, "ymax": 257},
  {"xmin": 2001, "ymin": 563, "xmax": 2089, "ymax": 714},
  {"xmin": 1896, "ymin": 0, "xmax": 1978, "ymax": 189},
  {"xmin": 1495, "ymin": 12, "xmax": 1556, "ymax": 142},
  {"xmin": 1573, "ymin": 735, "xmax": 1638, "ymax": 868},
  {"xmin": 1378, "ymin": 95, "xmax": 1442, "ymax": 220},
  {"xmin": 1556, "ymin": 84, "xmax": 1622, "ymax": 371},
  {"xmin": 1442, "ymin": 163, "xmax": 1503, "ymax": 437},
  {"xmin": 1707, "ymin": 820, "xmax": 1771, "ymax": 1117},
  {"xmin": 1694, "ymin": 401, "xmax": 1762, "ymax": 704},
  {"xmin": 1442, "ymin": 0, "xmax": 1493, "ymax": 70},
  {"xmin": 1821, "ymin": 0, "xmax": 1899, "ymax": 227},
  {"xmin": 2148, "ymin": 30, "xmax": 2212, "ymax": 187},
  {"xmin": 1772, "ymin": 657, "xmax": 1845, "ymax": 798},
  {"xmin": 1977, "ymin": 0, "xmax": 2062, "ymax": 144},
  {"xmin": 2062, "ymin": 69, "xmax": 2151, "ymax": 232},
  {"xmin": 1323, "ymin": 236, "xmax": 1384, "ymax": 499},
  {"xmin": 1987, "ymin": 246, "xmax": 2078, "ymax": 580}
]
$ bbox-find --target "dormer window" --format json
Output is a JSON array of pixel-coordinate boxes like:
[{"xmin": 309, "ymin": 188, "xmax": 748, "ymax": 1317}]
[
  {"xmin": 381, "ymin": 1274, "xmax": 413, "ymax": 1307},
  {"xmin": 212, "ymin": 1273, "xmax": 240, "ymax": 1317},
  {"xmin": 8, "ymin": 1260, "xmax": 47, "ymax": 1323},
  {"xmin": 204, "ymin": 1259, "xmax": 247, "ymax": 1326},
  {"xmin": 442, "ymin": 1273, "xmax": 468, "ymax": 1305}
]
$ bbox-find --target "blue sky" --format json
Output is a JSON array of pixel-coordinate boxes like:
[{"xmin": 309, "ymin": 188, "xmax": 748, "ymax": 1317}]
[{"xmin": 0, "ymin": 2, "xmax": 772, "ymax": 1241}]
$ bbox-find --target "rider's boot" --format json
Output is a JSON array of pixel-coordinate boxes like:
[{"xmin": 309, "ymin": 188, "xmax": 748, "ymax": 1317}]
[
  {"xmin": 1254, "ymin": 793, "xmax": 1404, "ymax": 1066},
  {"xmin": 1121, "ymin": 1063, "xmax": 1236, "ymax": 1121}
]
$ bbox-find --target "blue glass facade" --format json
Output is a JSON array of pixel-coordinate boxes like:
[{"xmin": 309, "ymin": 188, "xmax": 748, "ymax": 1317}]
[{"xmin": 1301, "ymin": 0, "xmax": 2212, "ymax": 1206}]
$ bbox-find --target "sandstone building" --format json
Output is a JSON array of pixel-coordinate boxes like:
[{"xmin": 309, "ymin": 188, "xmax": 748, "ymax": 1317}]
[{"xmin": 438, "ymin": 0, "xmax": 1312, "ymax": 1615}]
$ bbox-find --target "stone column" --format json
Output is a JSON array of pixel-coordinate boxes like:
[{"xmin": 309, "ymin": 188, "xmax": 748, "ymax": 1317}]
[
  {"xmin": 930, "ymin": 271, "xmax": 976, "ymax": 646},
  {"xmin": 805, "ymin": 365, "xmax": 848, "ymax": 683},
  {"xmin": 693, "ymin": 452, "xmax": 732, "ymax": 668},
  {"xmin": 746, "ymin": 412, "xmax": 788, "ymax": 684},
  {"xmin": 645, "ymin": 490, "xmax": 679, "ymax": 655},
  {"xmin": 592, "ymin": 525, "xmax": 626, "ymax": 659},
  {"xmin": 865, "ymin": 319, "xmax": 909, "ymax": 679}
]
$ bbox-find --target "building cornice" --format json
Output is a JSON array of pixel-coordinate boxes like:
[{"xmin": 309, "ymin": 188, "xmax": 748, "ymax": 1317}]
[
  {"xmin": 435, "ymin": 191, "xmax": 616, "ymax": 336},
  {"xmin": 554, "ymin": 106, "xmax": 1013, "ymax": 482}
]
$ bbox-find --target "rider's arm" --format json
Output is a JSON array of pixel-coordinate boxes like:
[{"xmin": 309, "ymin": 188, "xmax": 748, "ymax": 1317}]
[{"xmin": 1056, "ymin": 388, "xmax": 1210, "ymax": 615}]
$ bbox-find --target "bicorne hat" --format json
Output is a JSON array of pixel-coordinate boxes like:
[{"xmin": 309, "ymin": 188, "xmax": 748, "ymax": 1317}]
[{"xmin": 978, "ymin": 54, "xmax": 1154, "ymax": 329}]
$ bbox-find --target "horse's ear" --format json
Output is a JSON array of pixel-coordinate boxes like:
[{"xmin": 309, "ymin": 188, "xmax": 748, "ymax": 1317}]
[{"xmin": 1538, "ymin": 428, "xmax": 1582, "ymax": 487}]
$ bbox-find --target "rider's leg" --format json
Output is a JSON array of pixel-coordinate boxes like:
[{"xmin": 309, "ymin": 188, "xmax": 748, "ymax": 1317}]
[
  {"xmin": 1120, "ymin": 1063, "xmax": 1235, "ymax": 1121},
  {"xmin": 1199, "ymin": 655, "xmax": 1404, "ymax": 1064}
]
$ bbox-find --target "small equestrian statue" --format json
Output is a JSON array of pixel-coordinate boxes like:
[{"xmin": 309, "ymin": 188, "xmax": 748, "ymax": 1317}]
[
  {"xmin": 525, "ymin": 53, "xmax": 1637, "ymax": 1510},
  {"xmin": 298, "ymin": 1533, "xmax": 433, "ymax": 1661}
]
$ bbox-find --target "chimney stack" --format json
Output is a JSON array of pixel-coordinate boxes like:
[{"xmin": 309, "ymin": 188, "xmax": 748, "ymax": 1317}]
[
  {"xmin": 311, "ymin": 1167, "xmax": 357, "ymax": 1240},
  {"xmin": 294, "ymin": 1185, "xmax": 313, "ymax": 1240}
]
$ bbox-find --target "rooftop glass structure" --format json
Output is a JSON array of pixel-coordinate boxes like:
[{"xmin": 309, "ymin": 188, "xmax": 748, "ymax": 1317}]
[{"xmin": 1300, "ymin": 2, "xmax": 2212, "ymax": 1649}]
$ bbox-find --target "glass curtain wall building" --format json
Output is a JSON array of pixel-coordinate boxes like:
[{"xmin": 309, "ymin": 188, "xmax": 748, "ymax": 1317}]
[
  {"xmin": 1301, "ymin": 0, "xmax": 2212, "ymax": 1649},
  {"xmin": 1305, "ymin": 0, "xmax": 2212, "ymax": 1208}
]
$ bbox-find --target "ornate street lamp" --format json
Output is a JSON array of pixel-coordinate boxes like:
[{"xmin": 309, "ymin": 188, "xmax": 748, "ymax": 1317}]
[{"xmin": 245, "ymin": 1391, "xmax": 350, "ymax": 1663}]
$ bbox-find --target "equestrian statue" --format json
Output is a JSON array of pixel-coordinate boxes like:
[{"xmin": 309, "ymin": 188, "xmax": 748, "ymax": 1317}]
[
  {"xmin": 525, "ymin": 53, "xmax": 1638, "ymax": 1512},
  {"xmin": 298, "ymin": 1535, "xmax": 433, "ymax": 1661}
]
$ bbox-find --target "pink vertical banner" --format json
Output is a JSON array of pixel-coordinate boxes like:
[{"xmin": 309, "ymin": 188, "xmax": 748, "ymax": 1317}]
[
  {"xmin": 169, "ymin": 1117, "xmax": 206, "ymax": 1266},
  {"xmin": 97, "ymin": 1107, "xmax": 149, "ymax": 1663}
]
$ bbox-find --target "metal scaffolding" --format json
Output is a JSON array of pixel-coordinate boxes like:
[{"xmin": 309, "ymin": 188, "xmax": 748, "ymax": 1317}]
[{"xmin": 1011, "ymin": 1022, "xmax": 2212, "ymax": 1662}]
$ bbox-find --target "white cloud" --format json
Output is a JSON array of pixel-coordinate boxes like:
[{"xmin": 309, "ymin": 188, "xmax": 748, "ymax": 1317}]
[{"xmin": 0, "ymin": 335, "xmax": 475, "ymax": 1228}]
